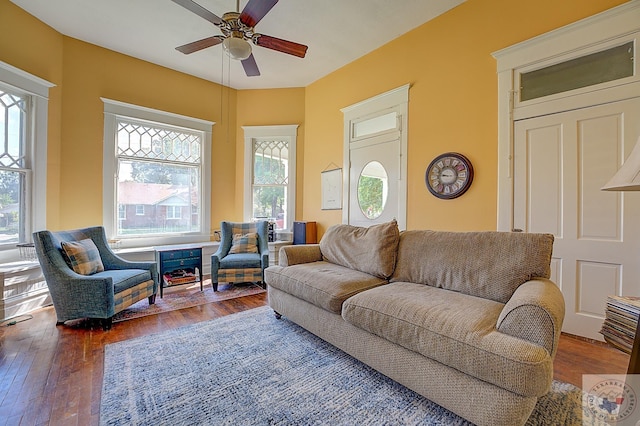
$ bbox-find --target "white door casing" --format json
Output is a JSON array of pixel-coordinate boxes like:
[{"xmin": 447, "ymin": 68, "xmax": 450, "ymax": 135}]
[
  {"xmin": 495, "ymin": 1, "xmax": 640, "ymax": 232},
  {"xmin": 494, "ymin": 2, "xmax": 640, "ymax": 339},
  {"xmin": 341, "ymin": 85, "xmax": 409, "ymax": 230},
  {"xmin": 514, "ymin": 98, "xmax": 640, "ymax": 340}
]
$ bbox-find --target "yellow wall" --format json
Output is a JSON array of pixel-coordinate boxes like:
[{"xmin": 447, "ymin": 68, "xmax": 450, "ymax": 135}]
[
  {"xmin": 1, "ymin": 0, "xmax": 305, "ymax": 234},
  {"xmin": 303, "ymin": 0, "xmax": 629, "ymax": 234},
  {"xmin": 0, "ymin": 0, "xmax": 631, "ymax": 238},
  {"xmin": 0, "ymin": 1, "xmax": 64, "ymax": 228},
  {"xmin": 58, "ymin": 37, "xmax": 237, "ymax": 229}
]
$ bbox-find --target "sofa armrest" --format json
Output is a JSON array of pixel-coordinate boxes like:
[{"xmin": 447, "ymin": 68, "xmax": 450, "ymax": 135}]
[
  {"xmin": 497, "ymin": 278, "xmax": 565, "ymax": 358},
  {"xmin": 279, "ymin": 244, "xmax": 323, "ymax": 266}
]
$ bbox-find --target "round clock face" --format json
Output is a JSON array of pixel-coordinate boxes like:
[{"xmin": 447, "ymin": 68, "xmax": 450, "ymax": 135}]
[{"xmin": 425, "ymin": 152, "xmax": 474, "ymax": 199}]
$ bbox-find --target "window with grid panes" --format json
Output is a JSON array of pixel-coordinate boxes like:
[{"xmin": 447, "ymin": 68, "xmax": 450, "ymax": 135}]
[
  {"xmin": 252, "ymin": 139, "xmax": 289, "ymax": 230},
  {"xmin": 114, "ymin": 117, "xmax": 203, "ymax": 237},
  {"xmin": 103, "ymin": 98, "xmax": 212, "ymax": 247},
  {"xmin": 0, "ymin": 87, "xmax": 27, "ymax": 245},
  {"xmin": 243, "ymin": 125, "xmax": 297, "ymax": 234}
]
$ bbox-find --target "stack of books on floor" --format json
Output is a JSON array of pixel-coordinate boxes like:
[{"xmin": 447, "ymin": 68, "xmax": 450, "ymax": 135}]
[
  {"xmin": 163, "ymin": 268, "xmax": 197, "ymax": 287},
  {"xmin": 600, "ymin": 295, "xmax": 640, "ymax": 354}
]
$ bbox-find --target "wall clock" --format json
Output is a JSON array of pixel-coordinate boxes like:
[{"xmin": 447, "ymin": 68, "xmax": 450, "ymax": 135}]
[{"xmin": 425, "ymin": 152, "xmax": 474, "ymax": 199}]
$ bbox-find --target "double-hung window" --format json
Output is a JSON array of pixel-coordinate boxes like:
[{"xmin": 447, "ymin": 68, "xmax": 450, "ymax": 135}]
[
  {"xmin": 0, "ymin": 61, "xmax": 52, "ymax": 256},
  {"xmin": 0, "ymin": 88, "xmax": 28, "ymax": 245},
  {"xmin": 103, "ymin": 99, "xmax": 212, "ymax": 246},
  {"xmin": 243, "ymin": 125, "xmax": 297, "ymax": 234}
]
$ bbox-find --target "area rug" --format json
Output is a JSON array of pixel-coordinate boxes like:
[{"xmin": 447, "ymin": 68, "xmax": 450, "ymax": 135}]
[
  {"xmin": 111, "ymin": 282, "xmax": 265, "ymax": 323},
  {"xmin": 101, "ymin": 306, "xmax": 587, "ymax": 425}
]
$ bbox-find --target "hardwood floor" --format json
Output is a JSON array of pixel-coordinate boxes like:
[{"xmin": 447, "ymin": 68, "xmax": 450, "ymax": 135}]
[{"xmin": 0, "ymin": 292, "xmax": 630, "ymax": 426}]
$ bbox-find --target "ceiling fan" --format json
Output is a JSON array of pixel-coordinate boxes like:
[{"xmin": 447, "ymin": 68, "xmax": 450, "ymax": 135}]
[{"xmin": 172, "ymin": 0, "xmax": 308, "ymax": 77}]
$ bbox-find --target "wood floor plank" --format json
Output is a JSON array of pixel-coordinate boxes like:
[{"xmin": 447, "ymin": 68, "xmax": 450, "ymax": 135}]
[{"xmin": 0, "ymin": 290, "xmax": 631, "ymax": 425}]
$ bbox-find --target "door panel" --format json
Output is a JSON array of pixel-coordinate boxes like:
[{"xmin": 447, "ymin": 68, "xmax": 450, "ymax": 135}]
[
  {"xmin": 514, "ymin": 97, "xmax": 640, "ymax": 340},
  {"xmin": 348, "ymin": 136, "xmax": 400, "ymax": 228},
  {"xmin": 514, "ymin": 124, "xmax": 564, "ymax": 236}
]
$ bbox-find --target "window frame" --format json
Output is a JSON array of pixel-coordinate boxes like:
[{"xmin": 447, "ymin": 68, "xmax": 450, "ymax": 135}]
[
  {"xmin": 166, "ymin": 205, "xmax": 181, "ymax": 220},
  {"xmin": 513, "ymin": 34, "xmax": 639, "ymax": 111},
  {"xmin": 102, "ymin": 98, "xmax": 213, "ymax": 248},
  {"xmin": 0, "ymin": 61, "xmax": 53, "ymax": 260},
  {"xmin": 242, "ymin": 125, "xmax": 298, "ymax": 235}
]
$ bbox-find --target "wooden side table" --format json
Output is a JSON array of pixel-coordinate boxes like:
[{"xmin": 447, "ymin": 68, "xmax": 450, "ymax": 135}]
[{"xmin": 155, "ymin": 244, "xmax": 203, "ymax": 298}]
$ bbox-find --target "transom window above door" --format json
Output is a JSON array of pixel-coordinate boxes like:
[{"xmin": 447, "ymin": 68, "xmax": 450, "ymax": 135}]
[{"xmin": 519, "ymin": 40, "xmax": 634, "ymax": 102}]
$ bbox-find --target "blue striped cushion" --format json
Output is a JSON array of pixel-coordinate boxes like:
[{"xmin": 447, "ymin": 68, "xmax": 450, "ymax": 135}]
[{"xmin": 61, "ymin": 238, "xmax": 105, "ymax": 275}]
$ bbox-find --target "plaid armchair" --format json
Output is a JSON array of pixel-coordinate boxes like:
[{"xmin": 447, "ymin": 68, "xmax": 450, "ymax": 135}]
[
  {"xmin": 33, "ymin": 226, "xmax": 158, "ymax": 330},
  {"xmin": 211, "ymin": 221, "xmax": 269, "ymax": 291}
]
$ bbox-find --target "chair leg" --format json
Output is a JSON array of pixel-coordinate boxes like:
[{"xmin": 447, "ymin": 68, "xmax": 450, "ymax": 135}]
[
  {"xmin": 148, "ymin": 294, "xmax": 156, "ymax": 305},
  {"xmin": 212, "ymin": 282, "xmax": 218, "ymax": 292},
  {"xmin": 102, "ymin": 317, "xmax": 113, "ymax": 331}
]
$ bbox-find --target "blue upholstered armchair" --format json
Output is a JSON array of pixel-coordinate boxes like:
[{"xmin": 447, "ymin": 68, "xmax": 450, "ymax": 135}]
[
  {"xmin": 211, "ymin": 221, "xmax": 269, "ymax": 292},
  {"xmin": 33, "ymin": 226, "xmax": 158, "ymax": 330}
]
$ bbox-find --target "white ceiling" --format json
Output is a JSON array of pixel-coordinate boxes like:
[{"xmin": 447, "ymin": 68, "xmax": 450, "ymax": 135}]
[{"xmin": 10, "ymin": 0, "xmax": 464, "ymax": 90}]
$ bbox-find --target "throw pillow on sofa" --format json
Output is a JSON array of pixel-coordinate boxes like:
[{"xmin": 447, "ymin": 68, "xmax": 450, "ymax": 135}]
[
  {"xmin": 390, "ymin": 230, "xmax": 554, "ymax": 303},
  {"xmin": 319, "ymin": 220, "xmax": 400, "ymax": 279},
  {"xmin": 61, "ymin": 238, "xmax": 105, "ymax": 275}
]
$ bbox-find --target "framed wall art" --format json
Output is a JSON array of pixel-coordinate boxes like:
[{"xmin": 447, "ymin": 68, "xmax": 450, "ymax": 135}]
[{"xmin": 321, "ymin": 168, "xmax": 342, "ymax": 210}]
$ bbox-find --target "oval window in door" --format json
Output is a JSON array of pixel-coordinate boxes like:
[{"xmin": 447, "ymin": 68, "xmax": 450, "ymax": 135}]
[{"xmin": 357, "ymin": 161, "xmax": 388, "ymax": 220}]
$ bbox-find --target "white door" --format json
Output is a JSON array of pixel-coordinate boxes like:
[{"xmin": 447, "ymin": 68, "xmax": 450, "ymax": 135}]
[
  {"xmin": 348, "ymin": 135, "xmax": 400, "ymax": 227},
  {"xmin": 514, "ymin": 97, "xmax": 640, "ymax": 340},
  {"xmin": 341, "ymin": 85, "xmax": 408, "ymax": 230}
]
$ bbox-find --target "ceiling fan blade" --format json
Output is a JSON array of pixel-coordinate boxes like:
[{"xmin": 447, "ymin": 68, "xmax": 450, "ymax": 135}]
[
  {"xmin": 176, "ymin": 36, "xmax": 224, "ymax": 54},
  {"xmin": 239, "ymin": 0, "xmax": 279, "ymax": 28},
  {"xmin": 171, "ymin": 0, "xmax": 224, "ymax": 26},
  {"xmin": 254, "ymin": 34, "xmax": 308, "ymax": 58},
  {"xmin": 241, "ymin": 54, "xmax": 261, "ymax": 77}
]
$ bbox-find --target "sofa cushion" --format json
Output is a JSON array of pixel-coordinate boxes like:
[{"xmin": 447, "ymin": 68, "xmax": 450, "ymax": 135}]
[
  {"xmin": 319, "ymin": 220, "xmax": 400, "ymax": 279},
  {"xmin": 390, "ymin": 230, "xmax": 553, "ymax": 303},
  {"xmin": 342, "ymin": 282, "xmax": 553, "ymax": 397},
  {"xmin": 94, "ymin": 268, "xmax": 152, "ymax": 293},
  {"xmin": 265, "ymin": 262, "xmax": 388, "ymax": 314},
  {"xmin": 221, "ymin": 252, "xmax": 261, "ymax": 268}
]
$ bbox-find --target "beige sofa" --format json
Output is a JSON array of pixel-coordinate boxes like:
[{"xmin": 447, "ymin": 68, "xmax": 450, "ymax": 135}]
[{"xmin": 265, "ymin": 221, "xmax": 565, "ymax": 426}]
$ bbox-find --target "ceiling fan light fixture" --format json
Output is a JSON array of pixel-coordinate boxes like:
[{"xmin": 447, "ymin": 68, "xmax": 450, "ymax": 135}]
[{"xmin": 222, "ymin": 37, "xmax": 252, "ymax": 60}]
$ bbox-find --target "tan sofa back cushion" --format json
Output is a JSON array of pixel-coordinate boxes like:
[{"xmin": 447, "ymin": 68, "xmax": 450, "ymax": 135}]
[
  {"xmin": 390, "ymin": 230, "xmax": 554, "ymax": 303},
  {"xmin": 319, "ymin": 220, "xmax": 400, "ymax": 279}
]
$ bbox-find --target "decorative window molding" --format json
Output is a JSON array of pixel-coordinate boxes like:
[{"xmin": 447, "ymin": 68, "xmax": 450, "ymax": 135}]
[
  {"xmin": 102, "ymin": 98, "xmax": 213, "ymax": 248},
  {"xmin": 0, "ymin": 61, "xmax": 54, "ymax": 261},
  {"xmin": 242, "ymin": 125, "xmax": 298, "ymax": 235}
]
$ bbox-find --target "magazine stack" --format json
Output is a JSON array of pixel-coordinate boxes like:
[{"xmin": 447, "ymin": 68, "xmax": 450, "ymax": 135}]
[{"xmin": 600, "ymin": 295, "xmax": 640, "ymax": 354}]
